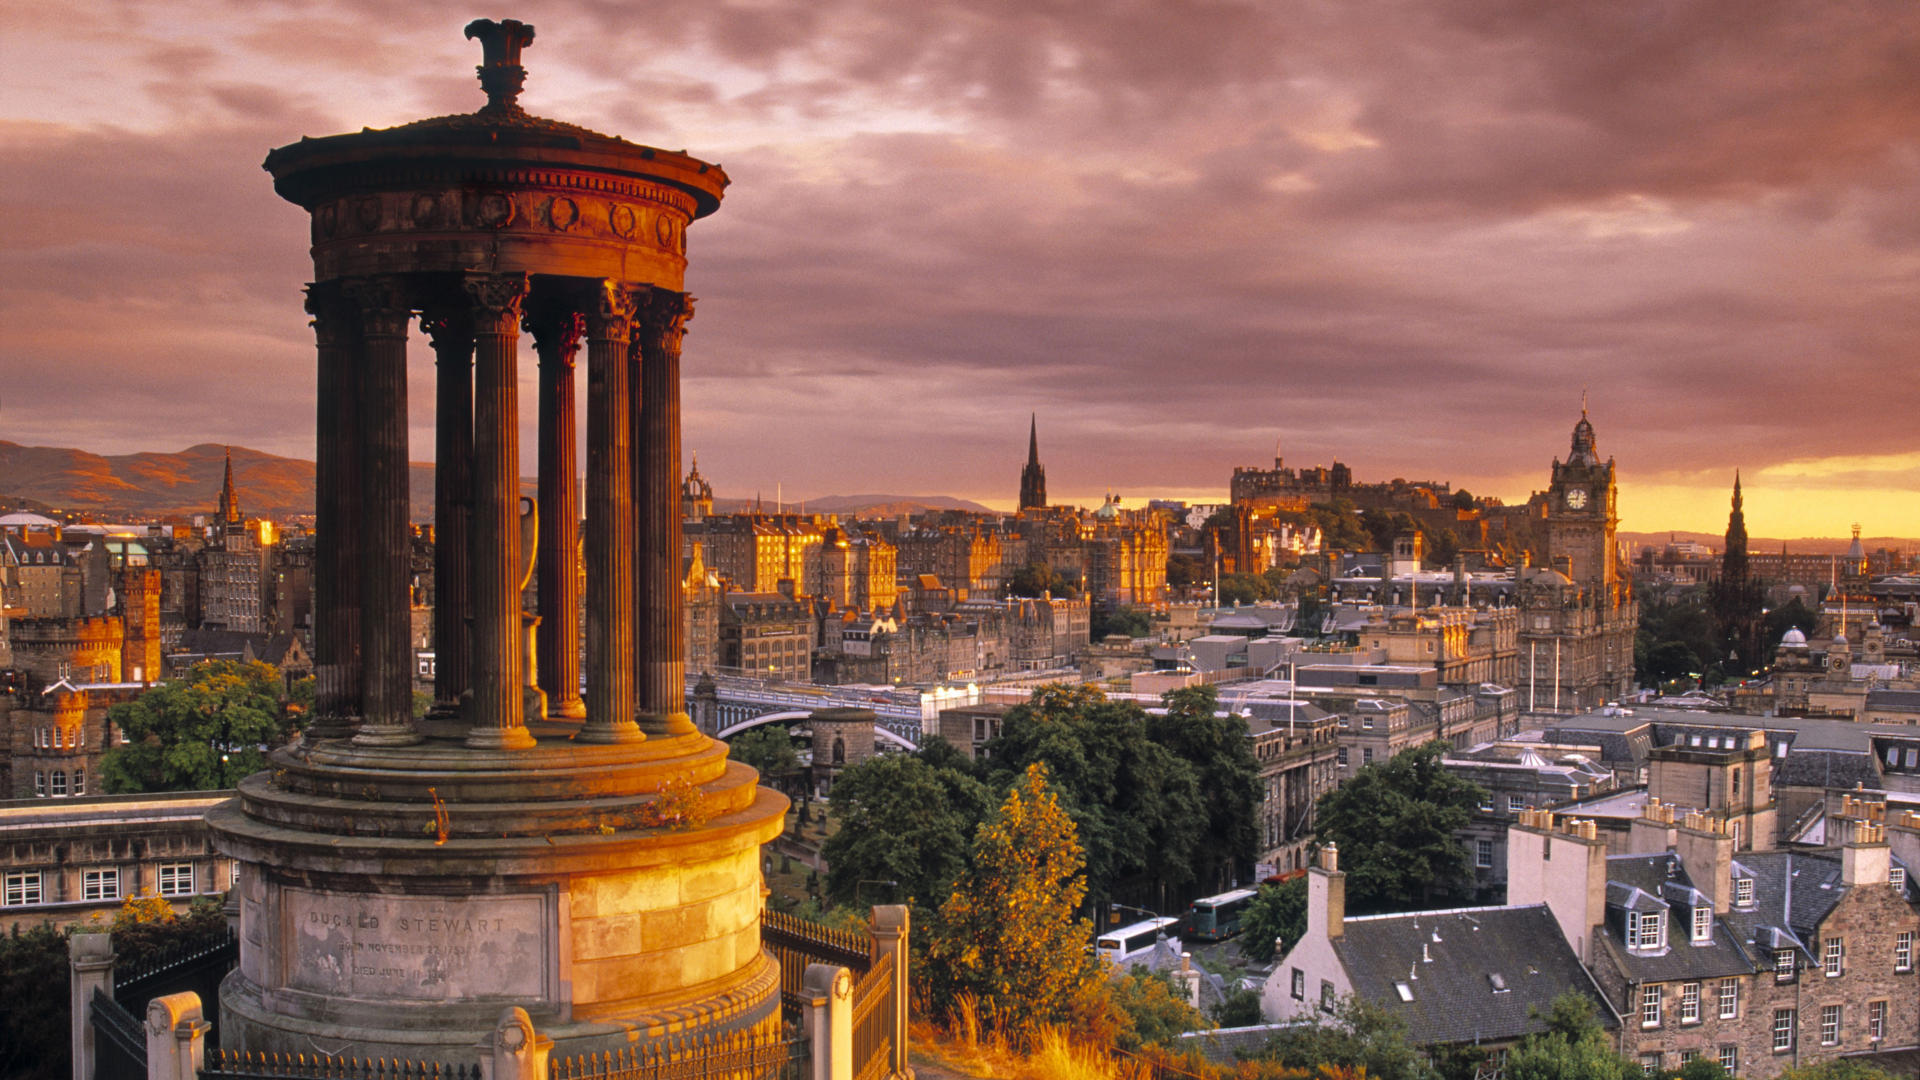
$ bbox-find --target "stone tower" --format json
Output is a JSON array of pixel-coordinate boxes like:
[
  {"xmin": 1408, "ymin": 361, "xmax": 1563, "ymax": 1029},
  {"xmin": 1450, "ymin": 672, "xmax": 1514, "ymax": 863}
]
[
  {"xmin": 209, "ymin": 20, "xmax": 787, "ymax": 1059},
  {"xmin": 1545, "ymin": 408, "xmax": 1620, "ymax": 603},
  {"xmin": 683, "ymin": 453, "xmax": 715, "ymax": 521},
  {"xmin": 217, "ymin": 446, "xmax": 241, "ymax": 526},
  {"xmin": 1019, "ymin": 414, "xmax": 1047, "ymax": 511}
]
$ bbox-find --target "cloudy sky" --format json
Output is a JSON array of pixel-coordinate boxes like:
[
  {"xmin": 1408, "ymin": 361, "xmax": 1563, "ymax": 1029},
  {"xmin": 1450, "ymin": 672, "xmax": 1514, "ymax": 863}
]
[{"xmin": 4, "ymin": 1, "xmax": 1918, "ymax": 537}]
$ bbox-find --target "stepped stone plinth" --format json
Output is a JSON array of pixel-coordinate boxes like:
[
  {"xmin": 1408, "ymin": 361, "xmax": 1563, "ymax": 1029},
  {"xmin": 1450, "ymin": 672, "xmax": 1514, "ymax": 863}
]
[{"xmin": 209, "ymin": 19, "xmax": 787, "ymax": 1059}]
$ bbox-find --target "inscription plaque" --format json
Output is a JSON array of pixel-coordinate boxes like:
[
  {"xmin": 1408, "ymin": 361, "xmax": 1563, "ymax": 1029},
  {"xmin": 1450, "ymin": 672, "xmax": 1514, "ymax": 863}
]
[{"xmin": 286, "ymin": 888, "xmax": 546, "ymax": 1001}]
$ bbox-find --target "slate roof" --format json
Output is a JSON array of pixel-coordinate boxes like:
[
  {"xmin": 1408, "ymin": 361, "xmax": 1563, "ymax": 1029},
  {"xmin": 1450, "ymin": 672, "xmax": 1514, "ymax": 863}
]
[
  {"xmin": 1331, "ymin": 904, "xmax": 1615, "ymax": 1046},
  {"xmin": 1177, "ymin": 1023, "xmax": 1303, "ymax": 1064},
  {"xmin": 1598, "ymin": 855, "xmax": 1756, "ymax": 982}
]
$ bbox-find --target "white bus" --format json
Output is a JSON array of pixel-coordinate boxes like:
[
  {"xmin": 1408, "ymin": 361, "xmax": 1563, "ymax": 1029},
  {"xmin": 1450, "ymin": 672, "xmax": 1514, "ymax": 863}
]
[{"xmin": 1095, "ymin": 916, "xmax": 1181, "ymax": 965}]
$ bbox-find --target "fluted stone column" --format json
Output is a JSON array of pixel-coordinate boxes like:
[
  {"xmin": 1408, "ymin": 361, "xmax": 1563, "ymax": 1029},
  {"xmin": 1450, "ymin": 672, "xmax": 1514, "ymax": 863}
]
[
  {"xmin": 346, "ymin": 275, "xmax": 421, "ymax": 747},
  {"xmin": 304, "ymin": 283, "xmax": 362, "ymax": 740},
  {"xmin": 581, "ymin": 283, "xmax": 643, "ymax": 744},
  {"xmin": 465, "ymin": 272, "xmax": 537, "ymax": 750},
  {"xmin": 529, "ymin": 303, "xmax": 585, "ymax": 721},
  {"xmin": 423, "ymin": 306, "xmax": 476, "ymax": 716},
  {"xmin": 634, "ymin": 288, "xmax": 696, "ymax": 736}
]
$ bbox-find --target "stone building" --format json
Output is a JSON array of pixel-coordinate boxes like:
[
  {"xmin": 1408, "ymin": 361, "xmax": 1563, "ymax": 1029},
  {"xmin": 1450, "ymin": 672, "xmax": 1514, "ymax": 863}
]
[
  {"xmin": 1245, "ymin": 700, "xmax": 1341, "ymax": 877},
  {"xmin": 1018, "ymin": 414, "xmax": 1046, "ymax": 511},
  {"xmin": 1509, "ymin": 808, "xmax": 1920, "ymax": 1077},
  {"xmin": 806, "ymin": 706, "xmax": 877, "ymax": 795},
  {"xmin": 0, "ymin": 791, "xmax": 238, "ymax": 930},
  {"xmin": 720, "ymin": 588, "xmax": 817, "ymax": 681},
  {"xmin": 198, "ymin": 450, "xmax": 277, "ymax": 634}
]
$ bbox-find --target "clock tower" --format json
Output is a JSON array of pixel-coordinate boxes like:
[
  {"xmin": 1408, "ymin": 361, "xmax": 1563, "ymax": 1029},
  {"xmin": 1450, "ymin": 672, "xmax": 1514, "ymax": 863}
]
[{"xmin": 1546, "ymin": 408, "xmax": 1620, "ymax": 604}]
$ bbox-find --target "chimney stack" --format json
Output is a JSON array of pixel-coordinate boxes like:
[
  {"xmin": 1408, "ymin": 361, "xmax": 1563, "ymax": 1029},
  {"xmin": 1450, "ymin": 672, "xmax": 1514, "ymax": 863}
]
[
  {"xmin": 1675, "ymin": 812, "xmax": 1734, "ymax": 914},
  {"xmin": 1843, "ymin": 819, "xmax": 1891, "ymax": 887},
  {"xmin": 1308, "ymin": 843, "xmax": 1346, "ymax": 942}
]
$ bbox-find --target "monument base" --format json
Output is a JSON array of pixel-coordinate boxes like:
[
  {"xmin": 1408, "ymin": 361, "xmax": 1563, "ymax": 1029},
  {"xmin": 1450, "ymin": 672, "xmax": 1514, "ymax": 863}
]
[{"xmin": 208, "ymin": 731, "xmax": 788, "ymax": 1061}]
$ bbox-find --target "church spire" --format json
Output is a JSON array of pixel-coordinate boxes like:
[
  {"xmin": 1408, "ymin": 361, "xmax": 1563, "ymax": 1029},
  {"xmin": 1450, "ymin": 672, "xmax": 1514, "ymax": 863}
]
[
  {"xmin": 218, "ymin": 445, "xmax": 241, "ymax": 525},
  {"xmin": 1019, "ymin": 414, "xmax": 1048, "ymax": 511}
]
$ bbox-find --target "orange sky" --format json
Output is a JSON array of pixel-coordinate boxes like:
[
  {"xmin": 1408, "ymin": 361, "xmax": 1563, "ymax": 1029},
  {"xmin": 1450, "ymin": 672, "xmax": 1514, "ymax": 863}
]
[{"xmin": 3, "ymin": 1, "xmax": 1918, "ymax": 539}]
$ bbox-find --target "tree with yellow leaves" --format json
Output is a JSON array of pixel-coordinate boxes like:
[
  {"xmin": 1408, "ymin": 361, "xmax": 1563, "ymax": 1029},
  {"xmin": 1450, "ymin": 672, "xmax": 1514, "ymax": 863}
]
[{"xmin": 926, "ymin": 762, "xmax": 1108, "ymax": 1042}]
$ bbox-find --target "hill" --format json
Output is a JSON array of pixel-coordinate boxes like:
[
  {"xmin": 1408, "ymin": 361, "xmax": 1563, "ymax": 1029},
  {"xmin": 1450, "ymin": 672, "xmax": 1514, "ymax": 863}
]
[
  {"xmin": 1619, "ymin": 529, "xmax": 1920, "ymax": 556},
  {"xmin": 0, "ymin": 442, "xmax": 993, "ymax": 523}
]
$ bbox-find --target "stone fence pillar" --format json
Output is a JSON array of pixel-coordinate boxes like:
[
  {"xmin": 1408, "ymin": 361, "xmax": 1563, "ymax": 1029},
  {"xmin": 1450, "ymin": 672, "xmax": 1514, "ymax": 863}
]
[
  {"xmin": 803, "ymin": 963, "xmax": 853, "ymax": 1080},
  {"xmin": 480, "ymin": 1006, "xmax": 551, "ymax": 1080},
  {"xmin": 69, "ymin": 931, "xmax": 115, "ymax": 1080},
  {"xmin": 144, "ymin": 992, "xmax": 209, "ymax": 1080},
  {"xmin": 870, "ymin": 905, "xmax": 913, "ymax": 1079}
]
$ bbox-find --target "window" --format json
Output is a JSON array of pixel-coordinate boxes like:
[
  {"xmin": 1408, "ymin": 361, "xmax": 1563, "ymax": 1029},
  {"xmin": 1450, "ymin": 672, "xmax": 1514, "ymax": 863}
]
[
  {"xmin": 1476, "ymin": 839, "xmax": 1494, "ymax": 868},
  {"xmin": 1775, "ymin": 949, "xmax": 1796, "ymax": 982},
  {"xmin": 1629, "ymin": 910, "xmax": 1666, "ymax": 951},
  {"xmin": 1892, "ymin": 867, "xmax": 1907, "ymax": 892},
  {"xmin": 1824, "ymin": 936, "xmax": 1843, "ymax": 977},
  {"xmin": 1362, "ymin": 748, "xmax": 1373, "ymax": 765},
  {"xmin": 1870, "ymin": 1000, "xmax": 1887, "ymax": 1042},
  {"xmin": 3, "ymin": 872, "xmax": 42, "ymax": 907},
  {"xmin": 1692, "ymin": 905, "xmax": 1712, "ymax": 943},
  {"xmin": 50, "ymin": 770, "xmax": 67, "ymax": 797},
  {"xmin": 1508, "ymin": 795, "xmax": 1525, "ymax": 813},
  {"xmin": 1639, "ymin": 1052, "xmax": 1661, "ymax": 1075},
  {"xmin": 33, "ymin": 771, "xmax": 44, "ymax": 797},
  {"xmin": 1679, "ymin": 1050, "xmax": 1699, "ymax": 1065},
  {"xmin": 1680, "ymin": 982, "xmax": 1700, "ymax": 1023},
  {"xmin": 1291, "ymin": 968, "xmax": 1304, "ymax": 1000},
  {"xmin": 1732, "ymin": 767, "xmax": 1740, "ymax": 795},
  {"xmin": 1361, "ymin": 714, "xmax": 1373, "ymax": 730},
  {"xmin": 1337, "ymin": 747, "xmax": 1348, "ymax": 766},
  {"xmin": 1718, "ymin": 978, "xmax": 1738, "ymax": 1019},
  {"xmin": 158, "ymin": 863, "xmax": 194, "ymax": 897},
  {"xmin": 1735, "ymin": 877, "xmax": 1754, "ymax": 907},
  {"xmin": 1641, "ymin": 983, "xmax": 1661, "ymax": 1027},
  {"xmin": 82, "ymin": 869, "xmax": 119, "ymax": 901},
  {"xmin": 1478, "ymin": 795, "xmax": 1494, "ymax": 812},
  {"xmin": 1774, "ymin": 1009, "xmax": 1796, "ymax": 1053},
  {"xmin": 1820, "ymin": 1004, "xmax": 1841, "ymax": 1045},
  {"xmin": 1718, "ymin": 1045, "xmax": 1737, "ymax": 1073},
  {"xmin": 1898, "ymin": 931, "xmax": 1913, "ymax": 972},
  {"xmin": 1320, "ymin": 980, "xmax": 1334, "ymax": 1012}
]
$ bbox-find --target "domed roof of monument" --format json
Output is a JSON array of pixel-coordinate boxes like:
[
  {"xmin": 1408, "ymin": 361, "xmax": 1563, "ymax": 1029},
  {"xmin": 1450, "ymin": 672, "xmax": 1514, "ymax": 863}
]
[
  {"xmin": 1781, "ymin": 627, "xmax": 1807, "ymax": 648},
  {"xmin": 263, "ymin": 18, "xmax": 727, "ymax": 217}
]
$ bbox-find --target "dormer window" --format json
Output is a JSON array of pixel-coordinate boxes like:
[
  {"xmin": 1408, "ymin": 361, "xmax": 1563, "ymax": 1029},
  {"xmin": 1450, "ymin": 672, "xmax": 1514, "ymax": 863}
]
[
  {"xmin": 1775, "ymin": 949, "xmax": 1796, "ymax": 982},
  {"xmin": 1892, "ymin": 867, "xmax": 1907, "ymax": 893},
  {"xmin": 1692, "ymin": 906, "xmax": 1712, "ymax": 944},
  {"xmin": 1628, "ymin": 909, "xmax": 1667, "ymax": 951},
  {"xmin": 1735, "ymin": 878, "xmax": 1755, "ymax": 907}
]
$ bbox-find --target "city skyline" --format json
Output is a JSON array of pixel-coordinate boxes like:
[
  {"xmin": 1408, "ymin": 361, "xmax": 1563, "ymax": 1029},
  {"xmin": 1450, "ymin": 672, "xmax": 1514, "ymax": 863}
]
[{"xmin": 6, "ymin": 1, "xmax": 1920, "ymax": 536}]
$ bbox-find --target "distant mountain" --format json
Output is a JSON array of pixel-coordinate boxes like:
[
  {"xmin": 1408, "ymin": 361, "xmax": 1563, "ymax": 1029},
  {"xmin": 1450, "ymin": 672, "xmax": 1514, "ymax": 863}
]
[
  {"xmin": 710, "ymin": 494, "xmax": 995, "ymax": 517},
  {"xmin": 1619, "ymin": 530, "xmax": 1919, "ymax": 555},
  {"xmin": 0, "ymin": 441, "xmax": 442, "ymax": 521},
  {"xmin": 0, "ymin": 442, "xmax": 995, "ymax": 524}
]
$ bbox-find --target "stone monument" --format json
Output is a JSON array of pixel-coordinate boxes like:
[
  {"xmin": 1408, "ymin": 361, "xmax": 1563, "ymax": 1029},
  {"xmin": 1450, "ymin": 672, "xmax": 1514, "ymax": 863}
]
[{"xmin": 207, "ymin": 19, "xmax": 788, "ymax": 1058}]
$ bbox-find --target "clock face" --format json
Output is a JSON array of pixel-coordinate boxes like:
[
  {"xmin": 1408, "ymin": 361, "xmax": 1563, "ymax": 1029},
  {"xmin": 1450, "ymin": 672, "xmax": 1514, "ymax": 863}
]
[{"xmin": 1565, "ymin": 488, "xmax": 1589, "ymax": 510}]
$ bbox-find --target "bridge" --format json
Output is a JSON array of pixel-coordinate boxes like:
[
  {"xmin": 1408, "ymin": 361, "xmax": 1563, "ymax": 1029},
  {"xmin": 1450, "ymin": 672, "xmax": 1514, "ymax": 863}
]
[{"xmin": 689, "ymin": 672, "xmax": 986, "ymax": 749}]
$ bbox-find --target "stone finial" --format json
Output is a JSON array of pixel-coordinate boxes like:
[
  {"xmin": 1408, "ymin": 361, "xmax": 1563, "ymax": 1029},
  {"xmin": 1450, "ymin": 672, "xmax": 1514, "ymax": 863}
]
[{"xmin": 464, "ymin": 19, "xmax": 537, "ymax": 112}]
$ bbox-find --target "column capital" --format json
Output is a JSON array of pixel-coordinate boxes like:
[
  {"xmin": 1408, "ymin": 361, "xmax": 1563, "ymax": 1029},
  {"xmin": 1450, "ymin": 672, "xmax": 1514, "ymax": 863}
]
[
  {"xmin": 463, "ymin": 271, "xmax": 531, "ymax": 332},
  {"xmin": 583, "ymin": 280, "xmax": 639, "ymax": 344},
  {"xmin": 634, "ymin": 287, "xmax": 694, "ymax": 356},
  {"xmin": 342, "ymin": 274, "xmax": 413, "ymax": 339},
  {"xmin": 524, "ymin": 304, "xmax": 585, "ymax": 371},
  {"xmin": 420, "ymin": 305, "xmax": 477, "ymax": 355}
]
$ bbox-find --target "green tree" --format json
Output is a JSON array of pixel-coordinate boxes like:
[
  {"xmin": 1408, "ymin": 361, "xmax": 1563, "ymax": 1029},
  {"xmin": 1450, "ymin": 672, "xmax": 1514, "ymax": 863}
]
[
  {"xmin": 1238, "ymin": 877, "xmax": 1307, "ymax": 962},
  {"xmin": 984, "ymin": 684, "xmax": 1205, "ymax": 900},
  {"xmin": 1148, "ymin": 687, "xmax": 1260, "ymax": 891},
  {"xmin": 0, "ymin": 924, "xmax": 69, "ymax": 1080},
  {"xmin": 102, "ymin": 660, "xmax": 291, "ymax": 793},
  {"xmin": 823, "ymin": 749, "xmax": 992, "ymax": 910},
  {"xmin": 1111, "ymin": 967, "xmax": 1210, "ymax": 1050},
  {"xmin": 1313, "ymin": 740, "xmax": 1487, "ymax": 912},
  {"xmin": 729, "ymin": 724, "xmax": 800, "ymax": 778},
  {"xmin": 1166, "ymin": 553, "xmax": 1204, "ymax": 588},
  {"xmin": 1452, "ymin": 489, "xmax": 1476, "ymax": 511},
  {"xmin": 1217, "ymin": 572, "xmax": 1274, "ymax": 606},
  {"xmin": 1009, "ymin": 562, "xmax": 1080, "ymax": 599},
  {"xmin": 1251, "ymin": 995, "xmax": 1437, "ymax": 1080},
  {"xmin": 1309, "ymin": 500, "xmax": 1371, "ymax": 551},
  {"xmin": 925, "ymin": 763, "xmax": 1105, "ymax": 1039},
  {"xmin": 1211, "ymin": 983, "xmax": 1263, "ymax": 1028},
  {"xmin": 1503, "ymin": 992, "xmax": 1640, "ymax": 1080},
  {"xmin": 1092, "ymin": 606, "xmax": 1154, "ymax": 640}
]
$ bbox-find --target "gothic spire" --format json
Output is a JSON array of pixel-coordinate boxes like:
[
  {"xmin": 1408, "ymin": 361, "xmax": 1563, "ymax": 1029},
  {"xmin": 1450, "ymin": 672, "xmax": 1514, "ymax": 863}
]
[
  {"xmin": 218, "ymin": 445, "xmax": 241, "ymax": 524},
  {"xmin": 1019, "ymin": 414, "xmax": 1047, "ymax": 511}
]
